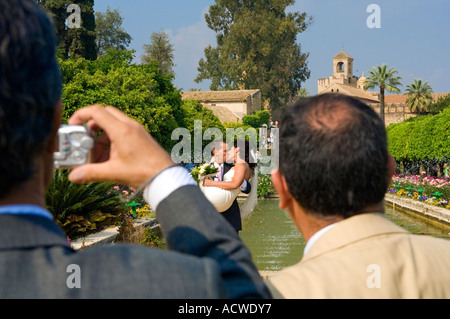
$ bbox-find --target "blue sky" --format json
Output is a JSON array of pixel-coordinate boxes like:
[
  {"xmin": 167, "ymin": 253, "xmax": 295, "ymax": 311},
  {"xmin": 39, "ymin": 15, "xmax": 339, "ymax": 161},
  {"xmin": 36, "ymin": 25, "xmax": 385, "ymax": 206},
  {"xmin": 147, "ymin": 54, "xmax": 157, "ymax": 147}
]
[{"xmin": 94, "ymin": 0, "xmax": 450, "ymax": 95}]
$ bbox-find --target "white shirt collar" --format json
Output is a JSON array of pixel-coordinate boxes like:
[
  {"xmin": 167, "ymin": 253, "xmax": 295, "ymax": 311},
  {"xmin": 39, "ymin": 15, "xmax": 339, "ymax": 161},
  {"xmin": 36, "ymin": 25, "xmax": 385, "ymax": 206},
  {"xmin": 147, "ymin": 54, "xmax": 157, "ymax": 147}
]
[{"xmin": 303, "ymin": 223, "xmax": 337, "ymax": 256}]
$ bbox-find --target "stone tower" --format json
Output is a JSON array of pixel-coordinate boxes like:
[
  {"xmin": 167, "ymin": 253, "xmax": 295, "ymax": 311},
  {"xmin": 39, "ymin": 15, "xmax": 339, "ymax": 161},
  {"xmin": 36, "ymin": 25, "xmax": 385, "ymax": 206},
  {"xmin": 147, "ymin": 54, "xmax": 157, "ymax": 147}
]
[
  {"xmin": 317, "ymin": 49, "xmax": 380, "ymax": 104},
  {"xmin": 332, "ymin": 49, "xmax": 354, "ymax": 85},
  {"xmin": 318, "ymin": 49, "xmax": 363, "ymax": 93}
]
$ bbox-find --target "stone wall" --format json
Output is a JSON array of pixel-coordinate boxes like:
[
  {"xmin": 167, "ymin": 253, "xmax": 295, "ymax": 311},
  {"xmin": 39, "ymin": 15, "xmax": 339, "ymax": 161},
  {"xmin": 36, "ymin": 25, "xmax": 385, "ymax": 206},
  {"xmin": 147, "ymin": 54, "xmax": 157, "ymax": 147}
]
[
  {"xmin": 385, "ymin": 194, "xmax": 450, "ymax": 229},
  {"xmin": 248, "ymin": 90, "xmax": 262, "ymax": 115},
  {"xmin": 368, "ymin": 103, "xmax": 417, "ymax": 126}
]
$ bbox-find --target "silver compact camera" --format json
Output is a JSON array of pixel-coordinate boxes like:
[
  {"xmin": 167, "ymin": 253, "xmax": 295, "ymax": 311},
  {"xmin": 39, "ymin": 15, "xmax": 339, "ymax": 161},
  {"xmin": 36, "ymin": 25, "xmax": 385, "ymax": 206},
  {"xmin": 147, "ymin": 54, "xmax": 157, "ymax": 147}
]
[{"xmin": 54, "ymin": 125, "xmax": 94, "ymax": 169}]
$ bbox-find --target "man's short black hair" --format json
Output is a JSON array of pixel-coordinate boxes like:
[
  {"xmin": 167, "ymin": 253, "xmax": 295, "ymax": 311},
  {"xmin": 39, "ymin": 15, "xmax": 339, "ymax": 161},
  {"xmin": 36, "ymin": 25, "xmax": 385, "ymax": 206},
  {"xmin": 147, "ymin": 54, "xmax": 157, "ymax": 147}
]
[
  {"xmin": 279, "ymin": 93, "xmax": 389, "ymax": 218},
  {"xmin": 0, "ymin": 0, "xmax": 62, "ymax": 196}
]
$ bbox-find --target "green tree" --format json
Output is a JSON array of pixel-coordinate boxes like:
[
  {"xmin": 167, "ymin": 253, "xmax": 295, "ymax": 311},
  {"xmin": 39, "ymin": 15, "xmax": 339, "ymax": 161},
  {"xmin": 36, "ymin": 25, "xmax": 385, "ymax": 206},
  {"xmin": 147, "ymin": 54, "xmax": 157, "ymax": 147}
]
[
  {"xmin": 404, "ymin": 79, "xmax": 433, "ymax": 114},
  {"xmin": 195, "ymin": 0, "xmax": 311, "ymax": 111},
  {"xmin": 67, "ymin": 0, "xmax": 97, "ymax": 60},
  {"xmin": 60, "ymin": 51, "xmax": 182, "ymax": 150},
  {"xmin": 59, "ymin": 50, "xmax": 222, "ymax": 152},
  {"xmin": 364, "ymin": 64, "xmax": 402, "ymax": 125},
  {"xmin": 242, "ymin": 115, "xmax": 260, "ymax": 128},
  {"xmin": 36, "ymin": 0, "xmax": 67, "ymax": 53},
  {"xmin": 37, "ymin": 0, "xmax": 97, "ymax": 60},
  {"xmin": 95, "ymin": 6, "xmax": 132, "ymax": 56},
  {"xmin": 142, "ymin": 31, "xmax": 175, "ymax": 76},
  {"xmin": 242, "ymin": 110, "xmax": 270, "ymax": 128}
]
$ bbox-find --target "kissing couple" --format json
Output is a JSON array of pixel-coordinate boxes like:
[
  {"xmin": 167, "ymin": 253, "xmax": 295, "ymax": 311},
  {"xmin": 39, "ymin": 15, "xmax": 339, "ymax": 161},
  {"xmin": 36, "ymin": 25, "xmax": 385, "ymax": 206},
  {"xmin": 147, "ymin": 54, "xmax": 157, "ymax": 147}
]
[{"xmin": 199, "ymin": 139, "xmax": 258, "ymax": 232}]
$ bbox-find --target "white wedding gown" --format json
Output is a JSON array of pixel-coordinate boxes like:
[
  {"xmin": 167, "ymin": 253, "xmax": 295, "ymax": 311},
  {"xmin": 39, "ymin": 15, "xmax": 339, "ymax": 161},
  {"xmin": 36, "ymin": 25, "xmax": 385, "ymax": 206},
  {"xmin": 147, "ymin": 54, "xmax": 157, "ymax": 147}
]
[{"xmin": 199, "ymin": 168, "xmax": 241, "ymax": 212}]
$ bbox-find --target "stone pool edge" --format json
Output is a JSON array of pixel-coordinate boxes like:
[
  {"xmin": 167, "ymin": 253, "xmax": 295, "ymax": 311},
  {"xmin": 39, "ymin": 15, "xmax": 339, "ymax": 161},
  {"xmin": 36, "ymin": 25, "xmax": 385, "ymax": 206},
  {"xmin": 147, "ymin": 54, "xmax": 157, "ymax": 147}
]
[{"xmin": 384, "ymin": 193, "xmax": 450, "ymax": 228}]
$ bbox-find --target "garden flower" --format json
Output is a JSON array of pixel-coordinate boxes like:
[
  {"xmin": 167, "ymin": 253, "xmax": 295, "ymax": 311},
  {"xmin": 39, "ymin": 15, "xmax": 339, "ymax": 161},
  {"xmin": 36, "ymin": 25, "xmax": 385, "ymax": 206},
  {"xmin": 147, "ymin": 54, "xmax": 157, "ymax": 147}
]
[{"xmin": 390, "ymin": 172, "xmax": 449, "ymax": 210}]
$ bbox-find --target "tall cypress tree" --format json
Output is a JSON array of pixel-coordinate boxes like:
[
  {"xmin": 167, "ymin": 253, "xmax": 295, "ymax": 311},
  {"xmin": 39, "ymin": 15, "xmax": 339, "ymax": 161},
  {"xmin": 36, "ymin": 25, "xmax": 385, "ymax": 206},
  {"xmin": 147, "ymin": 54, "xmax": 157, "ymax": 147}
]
[
  {"xmin": 36, "ymin": 0, "xmax": 97, "ymax": 60},
  {"xmin": 141, "ymin": 31, "xmax": 175, "ymax": 76},
  {"xmin": 67, "ymin": 0, "xmax": 97, "ymax": 60}
]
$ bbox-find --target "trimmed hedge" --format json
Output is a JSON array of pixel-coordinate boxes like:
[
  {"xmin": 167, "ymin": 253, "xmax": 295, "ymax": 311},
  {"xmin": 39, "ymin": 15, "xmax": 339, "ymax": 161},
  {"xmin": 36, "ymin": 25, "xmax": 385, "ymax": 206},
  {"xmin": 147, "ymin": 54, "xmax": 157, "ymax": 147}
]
[{"xmin": 387, "ymin": 108, "xmax": 450, "ymax": 175}]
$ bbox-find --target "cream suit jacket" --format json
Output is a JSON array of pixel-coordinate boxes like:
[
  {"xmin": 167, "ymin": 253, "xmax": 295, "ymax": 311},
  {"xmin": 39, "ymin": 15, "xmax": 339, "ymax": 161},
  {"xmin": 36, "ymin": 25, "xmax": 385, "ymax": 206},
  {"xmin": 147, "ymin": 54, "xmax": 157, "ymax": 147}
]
[{"xmin": 266, "ymin": 212, "xmax": 450, "ymax": 298}]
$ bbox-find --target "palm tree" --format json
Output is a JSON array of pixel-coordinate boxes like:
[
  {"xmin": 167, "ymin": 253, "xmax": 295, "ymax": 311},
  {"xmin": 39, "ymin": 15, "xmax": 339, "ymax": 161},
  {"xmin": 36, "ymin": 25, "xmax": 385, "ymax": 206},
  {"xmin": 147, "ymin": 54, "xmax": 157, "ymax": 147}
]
[
  {"xmin": 364, "ymin": 64, "xmax": 402, "ymax": 125},
  {"xmin": 298, "ymin": 87, "xmax": 311, "ymax": 97},
  {"xmin": 404, "ymin": 79, "xmax": 433, "ymax": 114}
]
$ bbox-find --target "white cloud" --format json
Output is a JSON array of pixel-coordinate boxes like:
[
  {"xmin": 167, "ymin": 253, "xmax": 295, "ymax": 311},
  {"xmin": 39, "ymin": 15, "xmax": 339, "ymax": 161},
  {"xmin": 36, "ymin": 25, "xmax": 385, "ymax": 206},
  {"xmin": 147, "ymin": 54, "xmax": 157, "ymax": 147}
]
[{"xmin": 168, "ymin": 8, "xmax": 215, "ymax": 91}]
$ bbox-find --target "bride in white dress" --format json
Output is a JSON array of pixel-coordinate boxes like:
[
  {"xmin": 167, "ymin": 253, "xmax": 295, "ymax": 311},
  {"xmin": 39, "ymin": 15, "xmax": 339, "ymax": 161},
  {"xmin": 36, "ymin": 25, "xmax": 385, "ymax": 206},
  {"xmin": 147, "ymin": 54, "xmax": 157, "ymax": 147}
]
[{"xmin": 200, "ymin": 140, "xmax": 257, "ymax": 215}]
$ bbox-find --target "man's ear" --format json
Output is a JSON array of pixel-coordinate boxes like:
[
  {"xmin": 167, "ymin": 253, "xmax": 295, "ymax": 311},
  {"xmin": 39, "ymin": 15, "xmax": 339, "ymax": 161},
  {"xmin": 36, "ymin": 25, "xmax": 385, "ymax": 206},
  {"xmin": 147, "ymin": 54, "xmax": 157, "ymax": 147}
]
[
  {"xmin": 46, "ymin": 100, "xmax": 62, "ymax": 154},
  {"xmin": 271, "ymin": 169, "xmax": 293, "ymax": 210}
]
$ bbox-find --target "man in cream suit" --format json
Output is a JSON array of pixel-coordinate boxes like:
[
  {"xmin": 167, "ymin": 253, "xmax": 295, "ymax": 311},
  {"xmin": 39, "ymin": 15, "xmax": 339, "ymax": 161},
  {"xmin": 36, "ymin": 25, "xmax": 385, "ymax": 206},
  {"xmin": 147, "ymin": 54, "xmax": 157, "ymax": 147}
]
[
  {"xmin": 267, "ymin": 93, "xmax": 450, "ymax": 298},
  {"xmin": 0, "ymin": 0, "xmax": 270, "ymax": 299}
]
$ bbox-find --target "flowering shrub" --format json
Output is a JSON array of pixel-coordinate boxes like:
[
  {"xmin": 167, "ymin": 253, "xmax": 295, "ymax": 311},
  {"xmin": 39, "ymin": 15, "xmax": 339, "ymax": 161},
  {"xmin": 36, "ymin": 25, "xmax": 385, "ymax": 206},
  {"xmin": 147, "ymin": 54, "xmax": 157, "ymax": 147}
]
[
  {"xmin": 110, "ymin": 185, "xmax": 155, "ymax": 219},
  {"xmin": 134, "ymin": 204, "xmax": 155, "ymax": 219},
  {"xmin": 389, "ymin": 172, "xmax": 450, "ymax": 209}
]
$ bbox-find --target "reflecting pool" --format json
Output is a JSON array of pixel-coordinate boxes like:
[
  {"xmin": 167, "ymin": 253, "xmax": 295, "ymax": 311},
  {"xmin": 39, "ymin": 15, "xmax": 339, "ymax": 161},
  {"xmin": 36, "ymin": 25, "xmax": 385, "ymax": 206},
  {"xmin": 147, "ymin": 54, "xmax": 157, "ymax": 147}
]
[{"xmin": 239, "ymin": 199, "xmax": 450, "ymax": 271}]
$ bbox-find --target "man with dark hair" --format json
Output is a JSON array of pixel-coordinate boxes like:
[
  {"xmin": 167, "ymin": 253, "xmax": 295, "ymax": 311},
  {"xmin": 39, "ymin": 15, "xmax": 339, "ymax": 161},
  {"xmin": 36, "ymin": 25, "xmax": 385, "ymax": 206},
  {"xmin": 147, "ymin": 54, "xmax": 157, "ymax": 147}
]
[
  {"xmin": 0, "ymin": 0, "xmax": 270, "ymax": 299},
  {"xmin": 0, "ymin": 0, "xmax": 62, "ymax": 196},
  {"xmin": 266, "ymin": 93, "xmax": 450, "ymax": 298}
]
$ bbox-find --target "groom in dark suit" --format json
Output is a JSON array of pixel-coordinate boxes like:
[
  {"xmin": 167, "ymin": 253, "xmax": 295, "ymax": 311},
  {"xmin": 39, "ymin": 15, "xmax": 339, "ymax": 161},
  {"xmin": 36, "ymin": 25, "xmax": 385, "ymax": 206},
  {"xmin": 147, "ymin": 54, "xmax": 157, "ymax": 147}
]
[{"xmin": 0, "ymin": 0, "xmax": 269, "ymax": 299}]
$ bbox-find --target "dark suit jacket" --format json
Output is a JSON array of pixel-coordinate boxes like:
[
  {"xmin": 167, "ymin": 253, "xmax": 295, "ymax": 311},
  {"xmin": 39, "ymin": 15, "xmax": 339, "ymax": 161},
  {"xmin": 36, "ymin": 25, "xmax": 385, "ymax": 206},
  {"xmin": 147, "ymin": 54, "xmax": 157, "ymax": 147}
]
[
  {"xmin": 0, "ymin": 185, "xmax": 270, "ymax": 299},
  {"xmin": 219, "ymin": 163, "xmax": 251, "ymax": 232}
]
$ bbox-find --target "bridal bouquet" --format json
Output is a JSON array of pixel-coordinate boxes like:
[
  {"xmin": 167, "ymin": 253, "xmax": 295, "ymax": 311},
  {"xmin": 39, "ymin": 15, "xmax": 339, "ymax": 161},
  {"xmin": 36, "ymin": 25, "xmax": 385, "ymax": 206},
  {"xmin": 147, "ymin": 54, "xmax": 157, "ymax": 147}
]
[{"xmin": 190, "ymin": 163, "xmax": 219, "ymax": 183}]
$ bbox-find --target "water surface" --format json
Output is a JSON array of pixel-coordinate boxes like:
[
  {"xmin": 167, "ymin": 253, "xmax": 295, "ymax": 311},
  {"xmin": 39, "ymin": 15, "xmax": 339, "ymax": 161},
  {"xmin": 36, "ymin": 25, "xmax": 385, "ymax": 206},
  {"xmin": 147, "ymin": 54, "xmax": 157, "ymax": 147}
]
[{"xmin": 239, "ymin": 199, "xmax": 450, "ymax": 271}]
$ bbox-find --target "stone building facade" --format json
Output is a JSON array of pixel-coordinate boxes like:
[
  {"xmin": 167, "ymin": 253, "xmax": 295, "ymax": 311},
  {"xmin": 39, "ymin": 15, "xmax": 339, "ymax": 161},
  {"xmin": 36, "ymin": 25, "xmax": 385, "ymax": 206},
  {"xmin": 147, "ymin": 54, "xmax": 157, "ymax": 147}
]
[
  {"xmin": 316, "ymin": 50, "xmax": 450, "ymax": 126},
  {"xmin": 367, "ymin": 93, "xmax": 450, "ymax": 126},
  {"xmin": 181, "ymin": 89, "xmax": 261, "ymax": 123}
]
